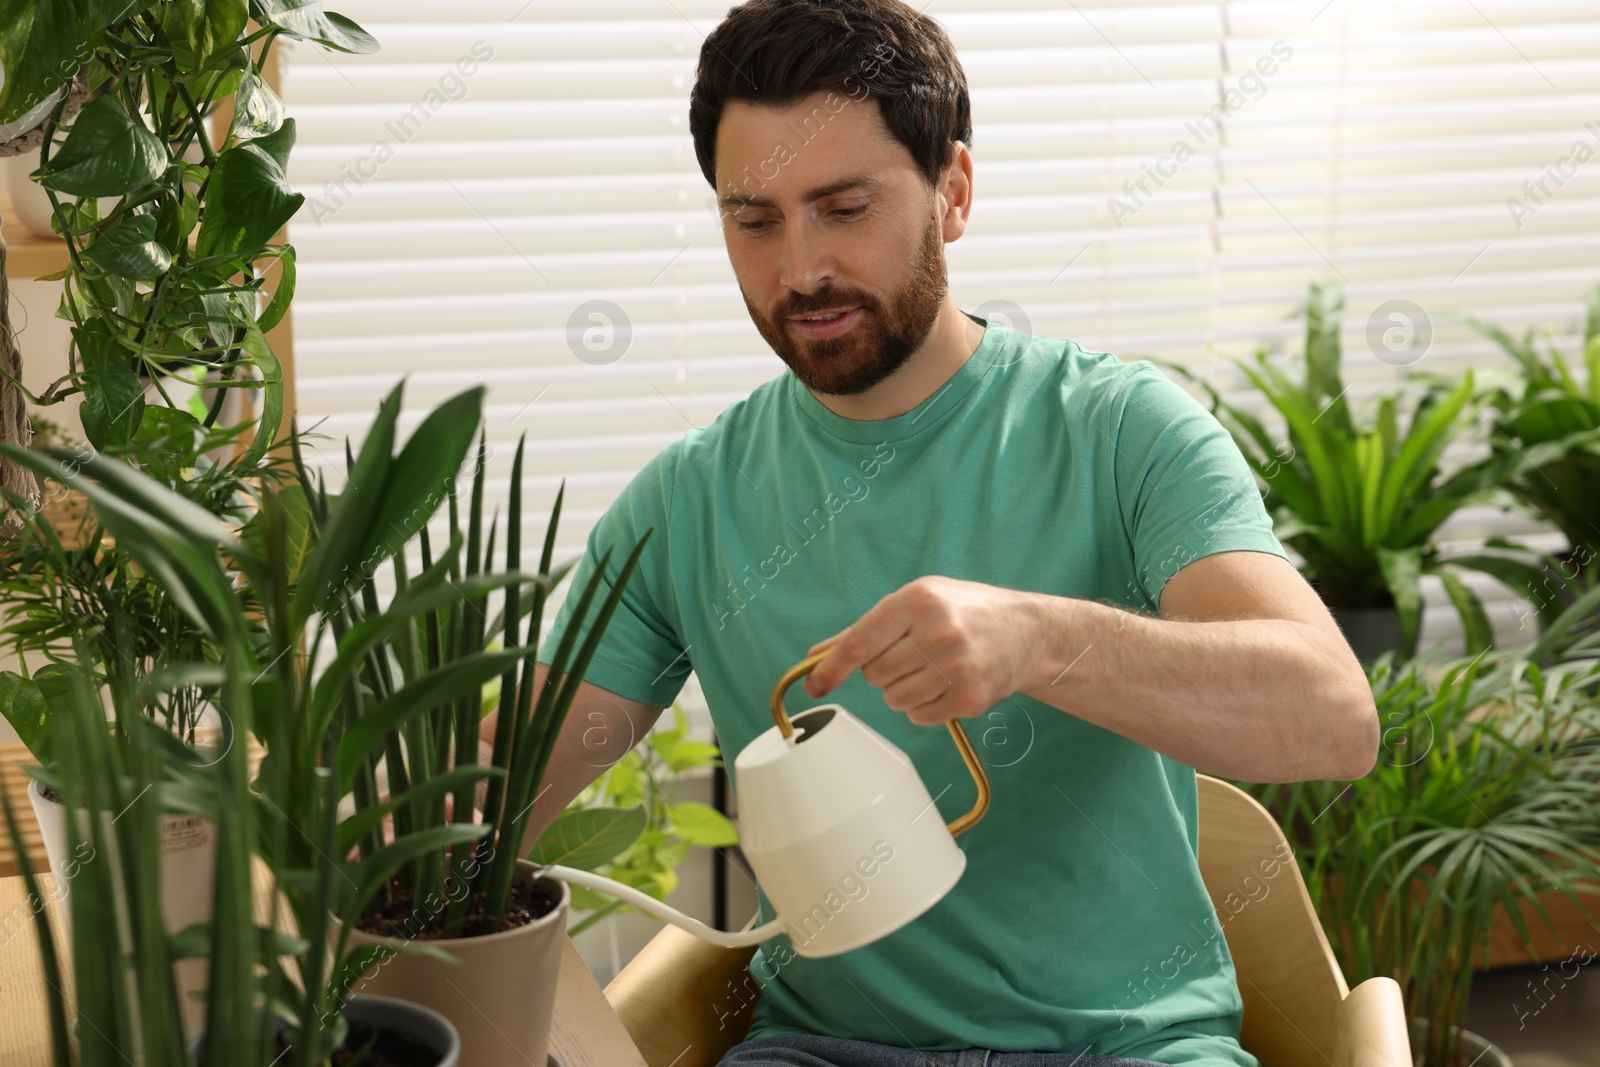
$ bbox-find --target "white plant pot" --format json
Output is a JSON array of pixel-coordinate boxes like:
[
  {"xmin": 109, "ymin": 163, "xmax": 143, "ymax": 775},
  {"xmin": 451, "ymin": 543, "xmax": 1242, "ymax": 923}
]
[
  {"xmin": 4, "ymin": 154, "xmax": 60, "ymax": 239},
  {"xmin": 26, "ymin": 747, "xmax": 220, "ymax": 1041},
  {"xmin": 338, "ymin": 860, "xmax": 570, "ymax": 1067}
]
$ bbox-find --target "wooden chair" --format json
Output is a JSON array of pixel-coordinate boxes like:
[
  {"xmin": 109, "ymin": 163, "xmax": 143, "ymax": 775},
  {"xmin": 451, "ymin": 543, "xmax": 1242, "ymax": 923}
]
[{"xmin": 604, "ymin": 775, "xmax": 1413, "ymax": 1067}]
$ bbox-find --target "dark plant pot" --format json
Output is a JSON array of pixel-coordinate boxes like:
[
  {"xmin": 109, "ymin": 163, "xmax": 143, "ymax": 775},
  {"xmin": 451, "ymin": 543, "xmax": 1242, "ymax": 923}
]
[
  {"xmin": 1328, "ymin": 603, "xmax": 1404, "ymax": 665},
  {"xmin": 186, "ymin": 994, "xmax": 461, "ymax": 1067}
]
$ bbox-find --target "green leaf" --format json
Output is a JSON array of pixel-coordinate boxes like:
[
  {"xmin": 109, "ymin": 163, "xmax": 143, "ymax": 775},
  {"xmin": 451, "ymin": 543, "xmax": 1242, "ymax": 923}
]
[
  {"xmin": 529, "ymin": 806, "xmax": 647, "ymax": 870},
  {"xmin": 335, "ymin": 648, "xmax": 525, "ymax": 792},
  {"xmin": 0, "ymin": 0, "xmax": 136, "ymax": 127},
  {"xmin": 35, "ymin": 94, "xmax": 167, "ymax": 197},
  {"xmin": 81, "ymin": 213, "xmax": 172, "ymax": 280},
  {"xmin": 234, "ymin": 323, "xmax": 283, "ymax": 470},
  {"xmin": 195, "ymin": 119, "xmax": 305, "ymax": 261},
  {"xmin": 654, "ymin": 737, "xmax": 722, "ymax": 774},
  {"xmin": 160, "ymin": 0, "xmax": 248, "ymax": 75},
  {"xmin": 0, "ymin": 671, "xmax": 51, "ymax": 764},
  {"xmin": 358, "ymin": 386, "xmax": 486, "ymax": 574},
  {"xmin": 228, "ymin": 68, "xmax": 285, "ymax": 140},
  {"xmin": 1377, "ymin": 545, "xmax": 1423, "ymax": 658},
  {"xmin": 74, "ymin": 320, "xmax": 144, "ymax": 448},
  {"xmin": 260, "ymin": 0, "xmax": 379, "ymax": 53},
  {"xmin": 127, "ymin": 406, "xmax": 203, "ymax": 482},
  {"xmin": 1434, "ymin": 569, "xmax": 1495, "ymax": 656},
  {"xmin": 666, "ymin": 801, "xmax": 739, "ymax": 847}
]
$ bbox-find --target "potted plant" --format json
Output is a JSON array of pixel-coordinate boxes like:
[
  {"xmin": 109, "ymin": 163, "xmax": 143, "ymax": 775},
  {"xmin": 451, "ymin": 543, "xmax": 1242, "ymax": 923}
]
[
  {"xmin": 1445, "ymin": 282, "xmax": 1600, "ymax": 598},
  {"xmin": 0, "ymin": 616, "xmax": 464, "ymax": 1066},
  {"xmin": 0, "ymin": 0, "xmax": 376, "ymax": 514},
  {"xmin": 1159, "ymin": 282, "xmax": 1551, "ymax": 661},
  {"xmin": 0, "ymin": 418, "xmax": 301, "ymax": 1035},
  {"xmin": 319, "ymin": 424, "xmax": 652, "ymax": 1067},
  {"xmin": 0, "ymin": 382, "xmax": 586, "ymax": 1064},
  {"xmin": 1242, "ymin": 585, "xmax": 1600, "ymax": 1067}
]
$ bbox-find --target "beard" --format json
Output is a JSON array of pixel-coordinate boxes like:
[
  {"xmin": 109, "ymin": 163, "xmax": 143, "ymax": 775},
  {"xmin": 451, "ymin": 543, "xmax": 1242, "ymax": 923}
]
[{"xmin": 741, "ymin": 208, "xmax": 948, "ymax": 397}]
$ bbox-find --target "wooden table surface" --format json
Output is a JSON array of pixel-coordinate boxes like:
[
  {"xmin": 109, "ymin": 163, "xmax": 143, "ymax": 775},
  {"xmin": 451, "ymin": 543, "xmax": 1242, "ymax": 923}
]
[{"xmin": 0, "ymin": 873, "xmax": 646, "ymax": 1067}]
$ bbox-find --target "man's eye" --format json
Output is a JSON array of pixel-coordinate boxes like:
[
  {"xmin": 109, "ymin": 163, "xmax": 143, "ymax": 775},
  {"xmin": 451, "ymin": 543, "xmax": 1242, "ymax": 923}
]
[{"xmin": 735, "ymin": 206, "xmax": 866, "ymax": 233}]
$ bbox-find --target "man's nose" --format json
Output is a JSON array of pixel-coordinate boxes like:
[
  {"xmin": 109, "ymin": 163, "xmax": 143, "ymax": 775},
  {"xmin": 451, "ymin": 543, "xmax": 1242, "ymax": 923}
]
[{"xmin": 778, "ymin": 214, "xmax": 838, "ymax": 295}]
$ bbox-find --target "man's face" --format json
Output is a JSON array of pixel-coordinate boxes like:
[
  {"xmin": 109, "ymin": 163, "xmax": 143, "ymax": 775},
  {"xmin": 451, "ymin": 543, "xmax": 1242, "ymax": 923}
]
[{"xmin": 714, "ymin": 90, "xmax": 951, "ymax": 397}]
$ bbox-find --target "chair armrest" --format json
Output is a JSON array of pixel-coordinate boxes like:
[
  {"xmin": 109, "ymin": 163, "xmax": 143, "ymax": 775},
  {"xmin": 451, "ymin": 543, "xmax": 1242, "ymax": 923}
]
[
  {"xmin": 604, "ymin": 922, "xmax": 761, "ymax": 1067},
  {"xmin": 1336, "ymin": 977, "xmax": 1413, "ymax": 1067}
]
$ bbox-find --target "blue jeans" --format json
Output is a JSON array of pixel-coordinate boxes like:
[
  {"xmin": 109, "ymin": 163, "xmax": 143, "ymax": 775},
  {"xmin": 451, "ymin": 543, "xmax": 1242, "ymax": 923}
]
[{"xmin": 718, "ymin": 1033, "xmax": 1168, "ymax": 1066}]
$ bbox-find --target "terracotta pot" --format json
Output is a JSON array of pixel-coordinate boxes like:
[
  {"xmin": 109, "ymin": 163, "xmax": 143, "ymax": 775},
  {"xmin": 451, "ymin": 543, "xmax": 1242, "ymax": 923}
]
[
  {"xmin": 28, "ymin": 757, "xmax": 218, "ymax": 1040},
  {"xmin": 185, "ymin": 993, "xmax": 462, "ymax": 1066},
  {"xmin": 339, "ymin": 859, "xmax": 570, "ymax": 1067}
]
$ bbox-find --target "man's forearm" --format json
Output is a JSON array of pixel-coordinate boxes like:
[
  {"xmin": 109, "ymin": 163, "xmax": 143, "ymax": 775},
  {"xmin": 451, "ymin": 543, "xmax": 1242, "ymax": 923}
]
[{"xmin": 1017, "ymin": 594, "xmax": 1377, "ymax": 783}]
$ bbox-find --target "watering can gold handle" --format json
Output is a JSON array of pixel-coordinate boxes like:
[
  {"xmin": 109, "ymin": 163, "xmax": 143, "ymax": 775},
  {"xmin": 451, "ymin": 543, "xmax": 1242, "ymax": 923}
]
[{"xmin": 771, "ymin": 651, "xmax": 990, "ymax": 837}]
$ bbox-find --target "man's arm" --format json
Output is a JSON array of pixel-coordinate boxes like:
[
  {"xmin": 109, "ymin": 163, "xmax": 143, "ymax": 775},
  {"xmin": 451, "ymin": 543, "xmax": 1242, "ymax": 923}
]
[
  {"xmin": 477, "ymin": 660, "xmax": 666, "ymax": 854},
  {"xmin": 1017, "ymin": 550, "xmax": 1378, "ymax": 783},
  {"xmin": 802, "ymin": 552, "xmax": 1377, "ymax": 785}
]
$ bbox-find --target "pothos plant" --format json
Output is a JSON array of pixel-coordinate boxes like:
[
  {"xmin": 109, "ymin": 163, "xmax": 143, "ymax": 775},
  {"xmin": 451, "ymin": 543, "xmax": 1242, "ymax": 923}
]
[
  {"xmin": 531, "ymin": 700, "xmax": 739, "ymax": 937},
  {"xmin": 0, "ymin": 0, "xmax": 376, "ymax": 465}
]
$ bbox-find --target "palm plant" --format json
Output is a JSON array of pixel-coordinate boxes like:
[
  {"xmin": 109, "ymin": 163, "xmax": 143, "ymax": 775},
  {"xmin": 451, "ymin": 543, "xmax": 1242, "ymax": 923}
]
[
  {"xmin": 1244, "ymin": 585, "xmax": 1600, "ymax": 1067},
  {"xmin": 0, "ymin": 379, "xmax": 640, "ymax": 1063},
  {"xmin": 1160, "ymin": 282, "xmax": 1556, "ymax": 659},
  {"xmin": 0, "ymin": 420, "xmax": 294, "ymax": 758}
]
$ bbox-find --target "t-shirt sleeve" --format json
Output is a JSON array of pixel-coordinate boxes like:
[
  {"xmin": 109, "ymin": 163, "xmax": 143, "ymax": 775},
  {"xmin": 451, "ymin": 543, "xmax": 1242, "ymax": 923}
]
[
  {"xmin": 1109, "ymin": 362, "xmax": 1290, "ymax": 611},
  {"xmin": 533, "ymin": 443, "xmax": 691, "ymax": 707}
]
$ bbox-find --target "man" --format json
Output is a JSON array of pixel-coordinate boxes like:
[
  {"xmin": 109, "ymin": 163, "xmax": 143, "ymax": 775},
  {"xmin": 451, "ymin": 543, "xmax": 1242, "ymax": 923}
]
[{"xmin": 482, "ymin": 2, "xmax": 1378, "ymax": 1064}]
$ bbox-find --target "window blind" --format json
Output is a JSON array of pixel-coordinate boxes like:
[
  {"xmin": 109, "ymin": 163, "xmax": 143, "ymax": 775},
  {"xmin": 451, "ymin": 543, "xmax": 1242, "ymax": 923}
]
[{"xmin": 280, "ymin": 0, "xmax": 1600, "ymax": 683}]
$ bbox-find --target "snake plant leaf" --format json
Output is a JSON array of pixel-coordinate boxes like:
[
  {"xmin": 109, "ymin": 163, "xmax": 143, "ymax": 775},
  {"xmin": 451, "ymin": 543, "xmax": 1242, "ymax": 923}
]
[
  {"xmin": 1377, "ymin": 545, "xmax": 1423, "ymax": 657},
  {"xmin": 81, "ymin": 213, "xmax": 172, "ymax": 280},
  {"xmin": 259, "ymin": 0, "xmax": 379, "ymax": 53},
  {"xmin": 336, "ymin": 765, "xmax": 505, "ymax": 856},
  {"xmin": 34, "ymin": 94, "xmax": 167, "ymax": 197},
  {"xmin": 529, "ymin": 805, "xmax": 648, "ymax": 871},
  {"xmin": 0, "ymin": 0, "xmax": 135, "ymax": 126},
  {"xmin": 336, "ymin": 648, "xmax": 526, "ymax": 792},
  {"xmin": 195, "ymin": 119, "xmax": 304, "ymax": 262},
  {"xmin": 73, "ymin": 321, "xmax": 144, "ymax": 449},
  {"xmin": 345, "ymin": 823, "xmax": 491, "ymax": 918}
]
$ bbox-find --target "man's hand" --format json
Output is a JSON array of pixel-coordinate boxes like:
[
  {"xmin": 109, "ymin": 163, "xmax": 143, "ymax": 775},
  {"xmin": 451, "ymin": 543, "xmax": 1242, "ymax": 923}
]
[{"xmin": 802, "ymin": 575, "xmax": 1038, "ymax": 726}]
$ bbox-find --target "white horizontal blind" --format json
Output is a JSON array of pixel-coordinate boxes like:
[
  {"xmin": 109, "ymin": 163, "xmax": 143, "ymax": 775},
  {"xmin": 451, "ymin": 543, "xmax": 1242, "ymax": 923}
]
[{"xmin": 281, "ymin": 0, "xmax": 1600, "ymax": 676}]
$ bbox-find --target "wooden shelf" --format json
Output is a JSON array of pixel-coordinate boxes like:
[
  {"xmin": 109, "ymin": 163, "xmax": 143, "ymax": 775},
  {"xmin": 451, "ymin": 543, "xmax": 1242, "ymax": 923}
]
[{"xmin": 0, "ymin": 191, "xmax": 70, "ymax": 279}]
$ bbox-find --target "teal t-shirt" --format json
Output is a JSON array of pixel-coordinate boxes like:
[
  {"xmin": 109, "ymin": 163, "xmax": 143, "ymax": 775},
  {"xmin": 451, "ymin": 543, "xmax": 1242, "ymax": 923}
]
[{"xmin": 535, "ymin": 312, "xmax": 1289, "ymax": 1065}]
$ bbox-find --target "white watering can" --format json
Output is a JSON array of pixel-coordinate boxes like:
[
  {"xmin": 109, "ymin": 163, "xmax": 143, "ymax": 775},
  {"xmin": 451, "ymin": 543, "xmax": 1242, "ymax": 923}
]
[{"xmin": 543, "ymin": 650, "xmax": 991, "ymax": 958}]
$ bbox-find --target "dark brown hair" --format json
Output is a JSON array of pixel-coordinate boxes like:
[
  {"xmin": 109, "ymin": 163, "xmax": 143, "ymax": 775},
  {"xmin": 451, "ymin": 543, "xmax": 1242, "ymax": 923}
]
[{"xmin": 688, "ymin": 0, "xmax": 972, "ymax": 194}]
